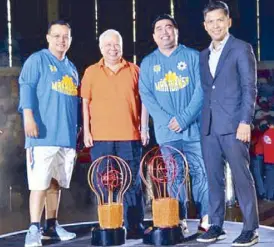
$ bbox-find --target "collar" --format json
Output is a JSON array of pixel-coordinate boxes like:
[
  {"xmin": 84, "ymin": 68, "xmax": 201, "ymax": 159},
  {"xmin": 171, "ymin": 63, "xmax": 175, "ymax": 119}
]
[
  {"xmin": 98, "ymin": 58, "xmax": 128, "ymax": 69},
  {"xmin": 209, "ymin": 33, "xmax": 230, "ymax": 52},
  {"xmin": 156, "ymin": 44, "xmax": 184, "ymax": 58},
  {"xmin": 45, "ymin": 49, "xmax": 67, "ymax": 62}
]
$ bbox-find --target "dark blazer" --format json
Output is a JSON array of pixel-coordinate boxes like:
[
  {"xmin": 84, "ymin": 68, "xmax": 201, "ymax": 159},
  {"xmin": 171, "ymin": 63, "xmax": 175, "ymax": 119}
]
[{"xmin": 199, "ymin": 35, "xmax": 257, "ymax": 136}]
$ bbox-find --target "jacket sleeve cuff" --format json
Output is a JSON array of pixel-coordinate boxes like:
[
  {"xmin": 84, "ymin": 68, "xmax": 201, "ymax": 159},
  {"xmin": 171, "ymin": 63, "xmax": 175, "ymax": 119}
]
[
  {"xmin": 19, "ymin": 85, "xmax": 36, "ymax": 112},
  {"xmin": 240, "ymin": 120, "xmax": 251, "ymax": 125}
]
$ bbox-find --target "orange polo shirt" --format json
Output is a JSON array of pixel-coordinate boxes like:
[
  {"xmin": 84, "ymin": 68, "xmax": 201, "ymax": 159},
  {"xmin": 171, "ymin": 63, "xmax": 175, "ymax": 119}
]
[{"xmin": 81, "ymin": 58, "xmax": 141, "ymax": 141}]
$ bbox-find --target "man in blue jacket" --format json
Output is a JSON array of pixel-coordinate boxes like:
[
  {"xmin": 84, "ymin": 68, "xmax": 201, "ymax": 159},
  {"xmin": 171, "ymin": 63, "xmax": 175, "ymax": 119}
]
[
  {"xmin": 19, "ymin": 20, "xmax": 79, "ymax": 247},
  {"xmin": 139, "ymin": 14, "xmax": 208, "ymax": 233}
]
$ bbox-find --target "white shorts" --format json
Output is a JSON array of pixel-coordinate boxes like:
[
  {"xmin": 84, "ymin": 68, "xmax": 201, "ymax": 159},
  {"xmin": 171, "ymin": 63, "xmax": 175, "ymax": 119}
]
[{"xmin": 26, "ymin": 146, "xmax": 76, "ymax": 190}]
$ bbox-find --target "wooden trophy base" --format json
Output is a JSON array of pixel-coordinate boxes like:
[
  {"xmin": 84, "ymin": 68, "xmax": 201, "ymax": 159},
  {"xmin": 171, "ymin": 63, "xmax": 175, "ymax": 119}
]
[
  {"xmin": 98, "ymin": 203, "xmax": 123, "ymax": 229},
  {"xmin": 143, "ymin": 198, "xmax": 183, "ymax": 245},
  {"xmin": 152, "ymin": 198, "xmax": 179, "ymax": 227},
  {"xmin": 91, "ymin": 226, "xmax": 126, "ymax": 246}
]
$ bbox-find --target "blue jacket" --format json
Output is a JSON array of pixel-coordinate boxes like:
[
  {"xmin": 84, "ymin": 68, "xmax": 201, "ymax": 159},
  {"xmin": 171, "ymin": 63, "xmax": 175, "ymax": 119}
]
[
  {"xmin": 139, "ymin": 44, "xmax": 203, "ymax": 144},
  {"xmin": 18, "ymin": 49, "xmax": 79, "ymax": 148}
]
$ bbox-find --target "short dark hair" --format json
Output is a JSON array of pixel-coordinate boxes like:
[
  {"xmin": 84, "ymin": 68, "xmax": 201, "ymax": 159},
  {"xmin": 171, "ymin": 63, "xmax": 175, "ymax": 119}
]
[
  {"xmin": 48, "ymin": 20, "xmax": 71, "ymax": 34},
  {"xmin": 152, "ymin": 14, "xmax": 178, "ymax": 32},
  {"xmin": 203, "ymin": 1, "xmax": 230, "ymax": 18}
]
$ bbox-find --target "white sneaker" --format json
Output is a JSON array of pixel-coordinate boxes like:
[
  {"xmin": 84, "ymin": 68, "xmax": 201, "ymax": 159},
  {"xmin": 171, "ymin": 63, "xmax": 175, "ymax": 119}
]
[
  {"xmin": 198, "ymin": 220, "xmax": 210, "ymax": 233},
  {"xmin": 180, "ymin": 219, "xmax": 189, "ymax": 234},
  {"xmin": 25, "ymin": 225, "xmax": 42, "ymax": 247}
]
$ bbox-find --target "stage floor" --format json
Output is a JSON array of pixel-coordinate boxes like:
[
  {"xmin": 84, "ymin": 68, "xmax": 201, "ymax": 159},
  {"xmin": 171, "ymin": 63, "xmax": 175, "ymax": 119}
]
[{"xmin": 0, "ymin": 220, "xmax": 273, "ymax": 247}]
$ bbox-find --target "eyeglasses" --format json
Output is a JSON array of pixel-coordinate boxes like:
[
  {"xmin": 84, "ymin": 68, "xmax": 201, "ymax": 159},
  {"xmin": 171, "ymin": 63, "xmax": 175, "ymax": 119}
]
[{"xmin": 49, "ymin": 34, "xmax": 71, "ymax": 40}]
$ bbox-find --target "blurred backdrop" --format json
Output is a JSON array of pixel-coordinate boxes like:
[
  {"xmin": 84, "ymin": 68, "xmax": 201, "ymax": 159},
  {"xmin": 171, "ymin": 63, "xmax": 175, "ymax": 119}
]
[{"xmin": 1, "ymin": 0, "xmax": 274, "ymax": 235}]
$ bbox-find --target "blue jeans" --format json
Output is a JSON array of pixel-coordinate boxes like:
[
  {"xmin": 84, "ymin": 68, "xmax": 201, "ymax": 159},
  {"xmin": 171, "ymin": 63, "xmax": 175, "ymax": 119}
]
[
  {"xmin": 160, "ymin": 140, "xmax": 208, "ymax": 219},
  {"xmin": 90, "ymin": 141, "xmax": 144, "ymax": 229},
  {"xmin": 250, "ymin": 155, "xmax": 265, "ymax": 198},
  {"xmin": 264, "ymin": 163, "xmax": 274, "ymax": 200}
]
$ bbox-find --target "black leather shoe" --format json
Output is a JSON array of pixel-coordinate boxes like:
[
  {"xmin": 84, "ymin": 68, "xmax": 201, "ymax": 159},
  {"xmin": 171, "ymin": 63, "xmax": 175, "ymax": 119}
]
[
  {"xmin": 196, "ymin": 225, "xmax": 226, "ymax": 243},
  {"xmin": 232, "ymin": 230, "xmax": 259, "ymax": 246}
]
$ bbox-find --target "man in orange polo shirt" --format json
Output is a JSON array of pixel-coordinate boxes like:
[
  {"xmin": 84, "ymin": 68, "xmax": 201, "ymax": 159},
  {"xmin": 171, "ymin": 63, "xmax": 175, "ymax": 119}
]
[{"xmin": 81, "ymin": 29, "xmax": 149, "ymax": 239}]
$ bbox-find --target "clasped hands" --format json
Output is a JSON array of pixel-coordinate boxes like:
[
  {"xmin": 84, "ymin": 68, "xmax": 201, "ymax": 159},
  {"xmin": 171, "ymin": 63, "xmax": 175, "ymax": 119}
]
[{"xmin": 168, "ymin": 117, "xmax": 182, "ymax": 133}]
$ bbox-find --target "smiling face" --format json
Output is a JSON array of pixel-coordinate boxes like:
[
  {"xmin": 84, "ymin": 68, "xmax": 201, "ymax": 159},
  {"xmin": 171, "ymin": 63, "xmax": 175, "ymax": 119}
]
[
  {"xmin": 153, "ymin": 19, "xmax": 178, "ymax": 52},
  {"xmin": 100, "ymin": 33, "xmax": 122, "ymax": 65},
  {"xmin": 204, "ymin": 9, "xmax": 231, "ymax": 46},
  {"xmin": 46, "ymin": 24, "xmax": 72, "ymax": 59}
]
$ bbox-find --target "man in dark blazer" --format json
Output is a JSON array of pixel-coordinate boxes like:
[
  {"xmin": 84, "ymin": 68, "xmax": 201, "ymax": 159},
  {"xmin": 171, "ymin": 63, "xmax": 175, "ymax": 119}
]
[{"xmin": 197, "ymin": 2, "xmax": 259, "ymax": 247}]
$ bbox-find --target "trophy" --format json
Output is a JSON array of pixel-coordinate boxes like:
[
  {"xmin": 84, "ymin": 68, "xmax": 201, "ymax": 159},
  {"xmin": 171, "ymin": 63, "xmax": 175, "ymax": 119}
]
[
  {"xmin": 87, "ymin": 155, "xmax": 132, "ymax": 246},
  {"xmin": 140, "ymin": 145, "xmax": 189, "ymax": 245}
]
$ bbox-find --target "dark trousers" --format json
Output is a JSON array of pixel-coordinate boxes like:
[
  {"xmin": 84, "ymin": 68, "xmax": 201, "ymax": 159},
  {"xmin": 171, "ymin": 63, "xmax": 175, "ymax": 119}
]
[
  {"xmin": 90, "ymin": 140, "xmax": 144, "ymax": 229},
  {"xmin": 201, "ymin": 132, "xmax": 259, "ymax": 231}
]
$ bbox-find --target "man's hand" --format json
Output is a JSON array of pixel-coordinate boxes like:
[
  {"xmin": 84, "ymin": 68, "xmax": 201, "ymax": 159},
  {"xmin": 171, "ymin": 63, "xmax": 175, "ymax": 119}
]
[
  {"xmin": 141, "ymin": 129, "xmax": 150, "ymax": 146},
  {"xmin": 236, "ymin": 123, "xmax": 251, "ymax": 142},
  {"xmin": 84, "ymin": 131, "xmax": 93, "ymax": 147},
  {"xmin": 168, "ymin": 117, "xmax": 182, "ymax": 132},
  {"xmin": 24, "ymin": 113, "xmax": 39, "ymax": 138}
]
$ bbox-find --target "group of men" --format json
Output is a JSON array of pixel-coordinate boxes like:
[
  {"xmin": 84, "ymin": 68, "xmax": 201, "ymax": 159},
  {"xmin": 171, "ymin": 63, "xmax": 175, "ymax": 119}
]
[{"xmin": 18, "ymin": 1, "xmax": 259, "ymax": 247}]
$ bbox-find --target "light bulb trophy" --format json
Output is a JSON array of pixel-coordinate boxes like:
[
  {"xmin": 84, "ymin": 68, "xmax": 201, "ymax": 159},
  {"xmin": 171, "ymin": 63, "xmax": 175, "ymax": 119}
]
[
  {"xmin": 87, "ymin": 155, "xmax": 132, "ymax": 246},
  {"xmin": 140, "ymin": 145, "xmax": 189, "ymax": 246}
]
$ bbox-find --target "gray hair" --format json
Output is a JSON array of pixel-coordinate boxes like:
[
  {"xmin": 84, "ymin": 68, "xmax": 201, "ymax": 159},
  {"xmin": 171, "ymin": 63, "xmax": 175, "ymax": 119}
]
[{"xmin": 99, "ymin": 29, "xmax": 123, "ymax": 49}]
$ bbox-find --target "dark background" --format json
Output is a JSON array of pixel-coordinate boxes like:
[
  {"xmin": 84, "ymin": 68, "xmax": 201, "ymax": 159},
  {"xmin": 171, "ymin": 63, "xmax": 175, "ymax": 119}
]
[
  {"xmin": 1, "ymin": 0, "xmax": 274, "ymax": 235},
  {"xmin": 0, "ymin": 0, "xmax": 274, "ymax": 75}
]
